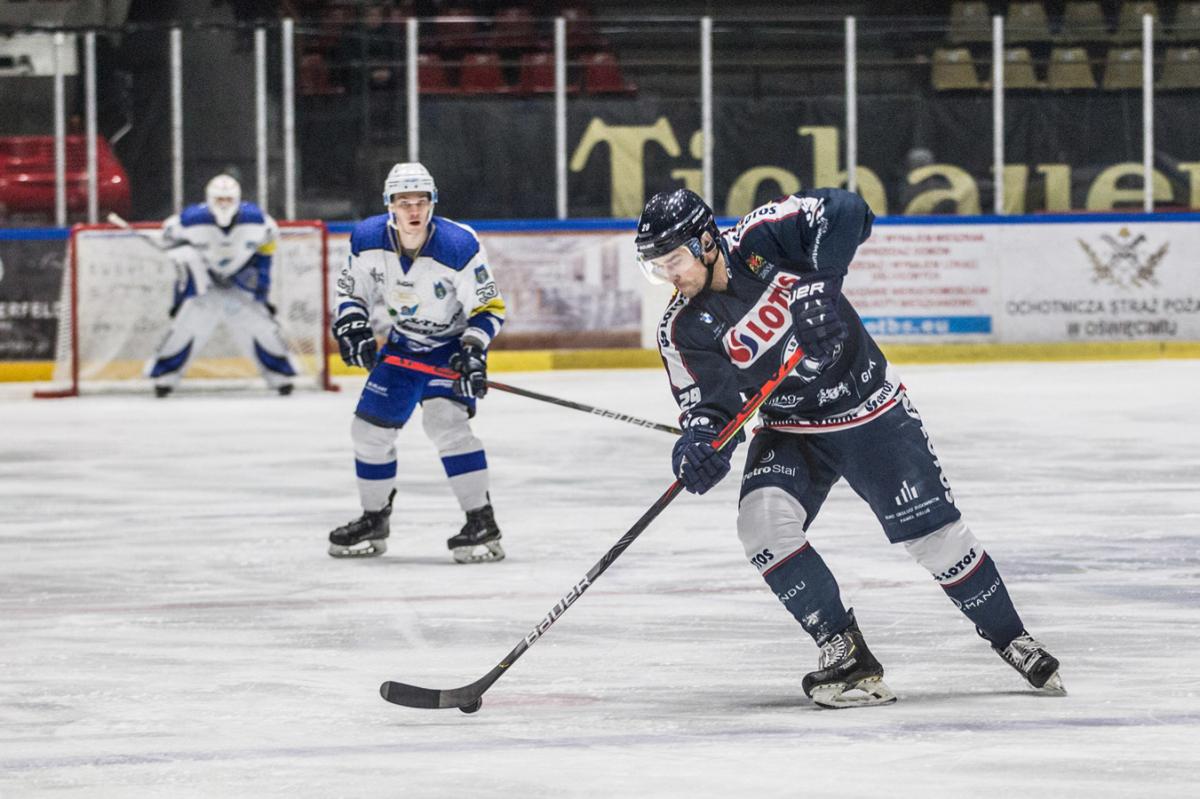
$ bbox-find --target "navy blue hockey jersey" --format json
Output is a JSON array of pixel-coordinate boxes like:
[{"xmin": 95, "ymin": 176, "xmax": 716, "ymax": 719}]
[{"xmin": 657, "ymin": 189, "xmax": 902, "ymax": 432}]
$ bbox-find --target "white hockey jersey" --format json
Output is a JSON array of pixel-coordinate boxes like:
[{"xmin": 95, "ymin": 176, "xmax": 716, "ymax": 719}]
[
  {"xmin": 335, "ymin": 214, "xmax": 506, "ymax": 352},
  {"xmin": 162, "ymin": 202, "xmax": 279, "ymax": 300}
]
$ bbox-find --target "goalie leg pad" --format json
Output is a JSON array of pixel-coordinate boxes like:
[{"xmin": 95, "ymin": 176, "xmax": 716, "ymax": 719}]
[
  {"xmin": 143, "ymin": 294, "xmax": 222, "ymax": 387},
  {"xmin": 422, "ymin": 398, "xmax": 489, "ymax": 512},
  {"xmin": 352, "ymin": 416, "xmax": 399, "ymax": 513}
]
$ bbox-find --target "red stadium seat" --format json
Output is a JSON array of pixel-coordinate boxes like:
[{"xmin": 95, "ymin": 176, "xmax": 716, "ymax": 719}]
[
  {"xmin": 0, "ymin": 135, "xmax": 131, "ymax": 221},
  {"xmin": 418, "ymin": 52, "xmax": 458, "ymax": 94},
  {"xmin": 582, "ymin": 51, "xmax": 637, "ymax": 95},
  {"xmin": 459, "ymin": 52, "xmax": 514, "ymax": 94}
]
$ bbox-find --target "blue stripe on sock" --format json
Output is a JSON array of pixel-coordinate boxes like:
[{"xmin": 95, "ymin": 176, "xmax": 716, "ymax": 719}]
[
  {"xmin": 355, "ymin": 459, "xmax": 397, "ymax": 480},
  {"xmin": 442, "ymin": 450, "xmax": 487, "ymax": 477},
  {"xmin": 149, "ymin": 339, "xmax": 194, "ymax": 377}
]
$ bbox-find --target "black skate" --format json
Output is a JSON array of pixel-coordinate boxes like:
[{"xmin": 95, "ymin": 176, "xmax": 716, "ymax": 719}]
[
  {"xmin": 989, "ymin": 629, "xmax": 1066, "ymax": 694},
  {"xmin": 154, "ymin": 386, "xmax": 172, "ymax": 398},
  {"xmin": 446, "ymin": 504, "xmax": 505, "ymax": 563},
  {"xmin": 802, "ymin": 610, "xmax": 897, "ymax": 709},
  {"xmin": 328, "ymin": 490, "xmax": 395, "ymax": 558}
]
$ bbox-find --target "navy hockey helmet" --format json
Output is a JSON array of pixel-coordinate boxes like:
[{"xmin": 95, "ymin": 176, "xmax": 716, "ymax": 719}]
[{"xmin": 635, "ymin": 189, "xmax": 719, "ymax": 284}]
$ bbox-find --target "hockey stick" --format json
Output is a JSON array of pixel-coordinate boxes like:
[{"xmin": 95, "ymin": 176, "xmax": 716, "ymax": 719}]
[
  {"xmin": 106, "ymin": 212, "xmax": 170, "ymax": 252},
  {"xmin": 382, "ymin": 354, "xmax": 682, "ymax": 435},
  {"xmin": 379, "ymin": 344, "xmax": 807, "ymax": 713}
]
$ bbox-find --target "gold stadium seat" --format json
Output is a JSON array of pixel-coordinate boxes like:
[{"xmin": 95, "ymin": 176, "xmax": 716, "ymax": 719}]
[
  {"xmin": 1007, "ymin": 2, "xmax": 1052, "ymax": 43},
  {"xmin": 1059, "ymin": 1, "xmax": 1109, "ymax": 42},
  {"xmin": 1101, "ymin": 47, "xmax": 1144, "ymax": 88},
  {"xmin": 1046, "ymin": 46, "xmax": 1098, "ymax": 88},
  {"xmin": 1158, "ymin": 46, "xmax": 1200, "ymax": 88},
  {"xmin": 1004, "ymin": 47, "xmax": 1043, "ymax": 88},
  {"xmin": 932, "ymin": 47, "xmax": 984, "ymax": 90},
  {"xmin": 949, "ymin": 1, "xmax": 992, "ymax": 43},
  {"xmin": 1113, "ymin": 2, "xmax": 1162, "ymax": 43}
]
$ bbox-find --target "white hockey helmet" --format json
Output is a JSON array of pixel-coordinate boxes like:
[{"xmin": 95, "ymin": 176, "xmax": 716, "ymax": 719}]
[
  {"xmin": 205, "ymin": 174, "xmax": 242, "ymax": 227},
  {"xmin": 382, "ymin": 162, "xmax": 438, "ymax": 207}
]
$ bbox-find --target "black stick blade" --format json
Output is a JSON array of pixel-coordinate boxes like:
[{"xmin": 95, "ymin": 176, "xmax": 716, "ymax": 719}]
[{"xmin": 380, "ymin": 667, "xmax": 502, "ymax": 710}]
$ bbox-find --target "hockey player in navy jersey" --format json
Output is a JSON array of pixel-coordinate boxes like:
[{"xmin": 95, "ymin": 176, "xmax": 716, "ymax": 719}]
[
  {"xmin": 145, "ymin": 174, "xmax": 299, "ymax": 396},
  {"xmin": 636, "ymin": 188, "xmax": 1063, "ymax": 708},
  {"xmin": 328, "ymin": 163, "xmax": 507, "ymax": 563}
]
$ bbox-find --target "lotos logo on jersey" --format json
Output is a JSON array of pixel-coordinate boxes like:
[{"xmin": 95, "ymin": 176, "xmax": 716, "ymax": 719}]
[{"xmin": 725, "ymin": 274, "xmax": 799, "ymax": 366}]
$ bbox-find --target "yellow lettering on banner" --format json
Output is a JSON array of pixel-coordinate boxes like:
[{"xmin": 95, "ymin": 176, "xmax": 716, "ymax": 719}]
[
  {"xmin": 570, "ymin": 117, "xmax": 681, "ymax": 217},
  {"xmin": 1085, "ymin": 163, "xmax": 1173, "ymax": 210},
  {"xmin": 1002, "ymin": 165, "xmax": 1028, "ymax": 214},
  {"xmin": 1036, "ymin": 164, "xmax": 1072, "ymax": 211},
  {"xmin": 725, "ymin": 168, "xmax": 801, "ymax": 216},
  {"xmin": 1176, "ymin": 162, "xmax": 1200, "ymax": 209},
  {"xmin": 669, "ymin": 130, "xmax": 705, "ymax": 192},
  {"xmin": 797, "ymin": 125, "xmax": 888, "ymax": 215},
  {"xmin": 903, "ymin": 165, "xmax": 981, "ymax": 214}
]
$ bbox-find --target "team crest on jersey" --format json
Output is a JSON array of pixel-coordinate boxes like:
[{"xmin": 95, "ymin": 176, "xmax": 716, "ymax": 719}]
[
  {"xmin": 747, "ymin": 254, "xmax": 766, "ymax": 273},
  {"xmin": 434, "ymin": 281, "xmax": 446, "ymax": 299},
  {"xmin": 725, "ymin": 275, "xmax": 799, "ymax": 366},
  {"xmin": 475, "ymin": 265, "xmax": 489, "ymax": 284}
]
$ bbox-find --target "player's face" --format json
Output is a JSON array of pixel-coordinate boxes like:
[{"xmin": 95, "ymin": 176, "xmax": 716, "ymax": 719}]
[
  {"xmin": 644, "ymin": 244, "xmax": 707, "ymax": 297},
  {"xmin": 388, "ymin": 191, "xmax": 432, "ymax": 234}
]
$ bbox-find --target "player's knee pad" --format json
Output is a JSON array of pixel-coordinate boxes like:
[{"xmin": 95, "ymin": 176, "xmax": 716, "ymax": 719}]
[
  {"xmin": 902, "ymin": 519, "xmax": 986, "ymax": 587},
  {"xmin": 351, "ymin": 415, "xmax": 397, "ymax": 462},
  {"xmin": 421, "ymin": 397, "xmax": 481, "ymax": 455},
  {"xmin": 737, "ymin": 486, "xmax": 809, "ymax": 574}
]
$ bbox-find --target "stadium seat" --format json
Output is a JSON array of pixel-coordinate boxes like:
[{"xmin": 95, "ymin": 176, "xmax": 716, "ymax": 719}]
[
  {"xmin": 299, "ymin": 52, "xmax": 344, "ymax": 95},
  {"xmin": 1114, "ymin": 2, "xmax": 1162, "ymax": 42},
  {"xmin": 1007, "ymin": 2, "xmax": 1052, "ymax": 43},
  {"xmin": 1046, "ymin": 46, "xmax": 1097, "ymax": 88},
  {"xmin": 515, "ymin": 51, "xmax": 578, "ymax": 95},
  {"xmin": 489, "ymin": 5, "xmax": 541, "ymax": 51},
  {"xmin": 931, "ymin": 47, "xmax": 983, "ymax": 90},
  {"xmin": 1004, "ymin": 47, "xmax": 1043, "ymax": 88},
  {"xmin": 948, "ymin": 1, "xmax": 991, "ymax": 43},
  {"xmin": 0, "ymin": 135, "xmax": 131, "ymax": 220},
  {"xmin": 582, "ymin": 52, "xmax": 637, "ymax": 95},
  {"xmin": 417, "ymin": 52, "xmax": 458, "ymax": 94},
  {"xmin": 1058, "ymin": 1, "xmax": 1109, "ymax": 42},
  {"xmin": 1171, "ymin": 2, "xmax": 1200, "ymax": 41},
  {"xmin": 1101, "ymin": 46, "xmax": 1144, "ymax": 88},
  {"xmin": 459, "ymin": 51, "xmax": 515, "ymax": 94},
  {"xmin": 1157, "ymin": 46, "xmax": 1200, "ymax": 88}
]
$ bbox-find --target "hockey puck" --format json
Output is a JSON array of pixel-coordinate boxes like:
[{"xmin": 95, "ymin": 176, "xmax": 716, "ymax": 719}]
[{"xmin": 459, "ymin": 699, "xmax": 482, "ymax": 714}]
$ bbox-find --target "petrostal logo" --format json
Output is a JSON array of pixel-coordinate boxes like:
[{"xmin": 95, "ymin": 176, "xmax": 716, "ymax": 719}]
[{"xmin": 1078, "ymin": 228, "xmax": 1168, "ymax": 288}]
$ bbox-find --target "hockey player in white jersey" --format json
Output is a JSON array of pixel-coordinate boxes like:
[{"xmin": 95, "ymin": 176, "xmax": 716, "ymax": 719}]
[
  {"xmin": 144, "ymin": 174, "xmax": 299, "ymax": 396},
  {"xmin": 328, "ymin": 162, "xmax": 507, "ymax": 563}
]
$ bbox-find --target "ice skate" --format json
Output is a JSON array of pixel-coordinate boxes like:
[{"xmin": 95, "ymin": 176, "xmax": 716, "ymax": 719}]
[
  {"xmin": 447, "ymin": 504, "xmax": 504, "ymax": 563},
  {"xmin": 990, "ymin": 629, "xmax": 1065, "ymax": 694},
  {"xmin": 154, "ymin": 385, "xmax": 172, "ymax": 398},
  {"xmin": 328, "ymin": 490, "xmax": 395, "ymax": 558},
  {"xmin": 802, "ymin": 610, "xmax": 897, "ymax": 709}
]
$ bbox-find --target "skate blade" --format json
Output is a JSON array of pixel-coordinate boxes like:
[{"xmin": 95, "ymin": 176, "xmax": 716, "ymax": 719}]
[
  {"xmin": 451, "ymin": 539, "xmax": 506, "ymax": 564},
  {"xmin": 1037, "ymin": 671, "xmax": 1067, "ymax": 695},
  {"xmin": 328, "ymin": 539, "xmax": 387, "ymax": 558},
  {"xmin": 810, "ymin": 676, "xmax": 897, "ymax": 709}
]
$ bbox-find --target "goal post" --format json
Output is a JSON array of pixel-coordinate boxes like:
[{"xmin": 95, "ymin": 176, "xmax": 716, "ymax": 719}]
[{"xmin": 34, "ymin": 220, "xmax": 335, "ymax": 397}]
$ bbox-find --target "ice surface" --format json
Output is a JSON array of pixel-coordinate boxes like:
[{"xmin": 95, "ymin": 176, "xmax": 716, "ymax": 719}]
[{"xmin": 2, "ymin": 360, "xmax": 1199, "ymax": 798}]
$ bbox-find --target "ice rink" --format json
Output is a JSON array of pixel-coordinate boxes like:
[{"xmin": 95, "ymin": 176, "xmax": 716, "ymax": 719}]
[{"xmin": 2, "ymin": 360, "xmax": 1199, "ymax": 798}]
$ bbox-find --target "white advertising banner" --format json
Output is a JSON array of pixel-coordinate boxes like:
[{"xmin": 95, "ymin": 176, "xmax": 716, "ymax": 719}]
[
  {"xmin": 997, "ymin": 219, "xmax": 1200, "ymax": 342},
  {"xmin": 847, "ymin": 224, "xmax": 998, "ymax": 341}
]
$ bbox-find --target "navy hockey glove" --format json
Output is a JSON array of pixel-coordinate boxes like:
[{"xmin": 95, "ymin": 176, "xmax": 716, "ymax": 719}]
[
  {"xmin": 449, "ymin": 342, "xmax": 488, "ymax": 398},
  {"xmin": 332, "ymin": 312, "xmax": 377, "ymax": 370},
  {"xmin": 790, "ymin": 276, "xmax": 847, "ymax": 362},
  {"xmin": 671, "ymin": 423, "xmax": 745, "ymax": 495}
]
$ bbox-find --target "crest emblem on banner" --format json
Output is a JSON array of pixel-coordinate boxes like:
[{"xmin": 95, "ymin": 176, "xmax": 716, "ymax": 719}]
[{"xmin": 1078, "ymin": 228, "xmax": 1167, "ymax": 288}]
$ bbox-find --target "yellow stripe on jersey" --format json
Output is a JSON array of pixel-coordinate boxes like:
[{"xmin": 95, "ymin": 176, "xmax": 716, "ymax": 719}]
[
  {"xmin": 474, "ymin": 296, "xmax": 507, "ymax": 318},
  {"xmin": 257, "ymin": 239, "xmax": 278, "ymax": 255}
]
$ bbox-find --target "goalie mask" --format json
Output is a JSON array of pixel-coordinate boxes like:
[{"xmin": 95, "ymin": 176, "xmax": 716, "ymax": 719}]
[
  {"xmin": 635, "ymin": 189, "xmax": 719, "ymax": 285},
  {"xmin": 383, "ymin": 162, "xmax": 437, "ymax": 229},
  {"xmin": 205, "ymin": 174, "xmax": 242, "ymax": 227}
]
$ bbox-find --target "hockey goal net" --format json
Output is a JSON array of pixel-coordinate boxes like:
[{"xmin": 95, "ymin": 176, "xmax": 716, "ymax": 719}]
[{"xmin": 35, "ymin": 220, "xmax": 334, "ymax": 397}]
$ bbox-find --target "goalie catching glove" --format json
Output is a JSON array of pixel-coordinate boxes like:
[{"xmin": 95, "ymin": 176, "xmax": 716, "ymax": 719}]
[
  {"xmin": 332, "ymin": 312, "xmax": 377, "ymax": 370},
  {"xmin": 449, "ymin": 341, "xmax": 488, "ymax": 398}
]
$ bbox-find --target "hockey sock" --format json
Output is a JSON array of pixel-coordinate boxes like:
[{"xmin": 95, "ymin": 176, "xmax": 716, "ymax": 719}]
[
  {"xmin": 441, "ymin": 451, "xmax": 489, "ymax": 510},
  {"xmin": 762, "ymin": 544, "xmax": 852, "ymax": 645},
  {"xmin": 940, "ymin": 553, "xmax": 1024, "ymax": 649},
  {"xmin": 355, "ymin": 459, "xmax": 397, "ymax": 511}
]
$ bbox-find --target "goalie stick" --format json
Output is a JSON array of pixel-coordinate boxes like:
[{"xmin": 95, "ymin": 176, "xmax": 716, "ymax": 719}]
[
  {"xmin": 382, "ymin": 354, "xmax": 681, "ymax": 435},
  {"xmin": 105, "ymin": 212, "xmax": 171, "ymax": 252},
  {"xmin": 379, "ymin": 343, "xmax": 808, "ymax": 713}
]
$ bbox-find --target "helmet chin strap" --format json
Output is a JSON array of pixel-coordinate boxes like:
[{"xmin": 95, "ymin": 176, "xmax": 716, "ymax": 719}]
[{"xmin": 700, "ymin": 236, "xmax": 721, "ymax": 293}]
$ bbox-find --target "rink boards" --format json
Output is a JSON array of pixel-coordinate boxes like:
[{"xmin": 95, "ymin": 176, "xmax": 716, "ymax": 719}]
[{"xmin": 3, "ymin": 212, "xmax": 1200, "ymax": 384}]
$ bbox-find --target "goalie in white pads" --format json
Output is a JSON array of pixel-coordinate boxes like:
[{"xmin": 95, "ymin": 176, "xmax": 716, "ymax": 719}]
[
  {"xmin": 328, "ymin": 162, "xmax": 507, "ymax": 564},
  {"xmin": 144, "ymin": 174, "xmax": 299, "ymax": 396}
]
